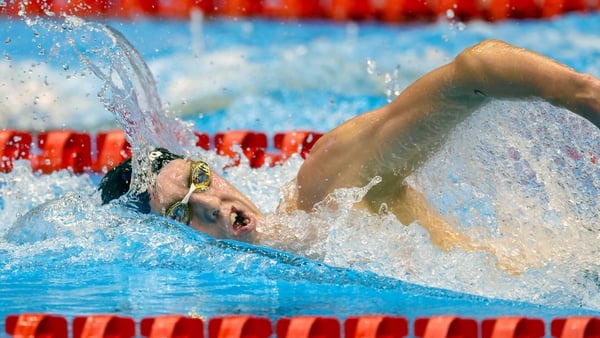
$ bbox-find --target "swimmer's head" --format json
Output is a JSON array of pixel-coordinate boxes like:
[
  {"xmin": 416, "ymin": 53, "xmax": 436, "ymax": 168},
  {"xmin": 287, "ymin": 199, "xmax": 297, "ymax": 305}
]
[
  {"xmin": 98, "ymin": 147, "xmax": 182, "ymax": 212},
  {"xmin": 98, "ymin": 148, "xmax": 262, "ymax": 243}
]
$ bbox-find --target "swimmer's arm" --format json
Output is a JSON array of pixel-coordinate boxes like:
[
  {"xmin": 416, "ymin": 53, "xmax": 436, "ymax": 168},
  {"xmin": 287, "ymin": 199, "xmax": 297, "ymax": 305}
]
[
  {"xmin": 384, "ymin": 39, "xmax": 600, "ymax": 128},
  {"xmin": 378, "ymin": 38, "xmax": 600, "ymax": 172},
  {"xmin": 443, "ymin": 39, "xmax": 600, "ymax": 127},
  {"xmin": 296, "ymin": 39, "xmax": 600, "ymax": 210}
]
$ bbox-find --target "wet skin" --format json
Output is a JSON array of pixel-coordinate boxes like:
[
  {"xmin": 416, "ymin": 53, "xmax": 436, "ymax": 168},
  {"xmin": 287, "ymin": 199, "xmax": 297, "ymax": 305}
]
[{"xmin": 148, "ymin": 159, "xmax": 264, "ymax": 242}]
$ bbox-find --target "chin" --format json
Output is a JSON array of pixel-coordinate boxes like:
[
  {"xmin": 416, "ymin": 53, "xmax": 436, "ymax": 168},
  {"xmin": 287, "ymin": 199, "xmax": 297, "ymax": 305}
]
[
  {"xmin": 229, "ymin": 226, "xmax": 258, "ymax": 243},
  {"xmin": 237, "ymin": 231, "xmax": 257, "ymax": 244}
]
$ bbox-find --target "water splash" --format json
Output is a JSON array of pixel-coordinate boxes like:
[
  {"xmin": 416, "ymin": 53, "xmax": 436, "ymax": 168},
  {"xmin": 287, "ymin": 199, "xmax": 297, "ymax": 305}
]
[
  {"xmin": 252, "ymin": 98, "xmax": 600, "ymax": 309},
  {"xmin": 23, "ymin": 15, "xmax": 206, "ymax": 195},
  {"xmin": 407, "ymin": 100, "xmax": 600, "ymax": 307},
  {"xmin": 64, "ymin": 18, "xmax": 201, "ymax": 192}
]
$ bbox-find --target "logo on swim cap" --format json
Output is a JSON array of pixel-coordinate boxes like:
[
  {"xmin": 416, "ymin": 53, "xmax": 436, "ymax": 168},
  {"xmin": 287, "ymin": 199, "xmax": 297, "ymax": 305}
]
[{"xmin": 148, "ymin": 150, "xmax": 163, "ymax": 161}]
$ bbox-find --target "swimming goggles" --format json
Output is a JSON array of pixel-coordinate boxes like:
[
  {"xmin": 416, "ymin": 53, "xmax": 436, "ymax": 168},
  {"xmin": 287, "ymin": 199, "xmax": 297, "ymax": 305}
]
[{"xmin": 164, "ymin": 160, "xmax": 212, "ymax": 224}]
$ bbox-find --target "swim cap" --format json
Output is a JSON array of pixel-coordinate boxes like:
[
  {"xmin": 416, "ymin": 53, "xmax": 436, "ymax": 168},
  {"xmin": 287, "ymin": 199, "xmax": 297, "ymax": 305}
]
[
  {"xmin": 98, "ymin": 147, "xmax": 183, "ymax": 210},
  {"xmin": 98, "ymin": 157, "xmax": 134, "ymax": 205}
]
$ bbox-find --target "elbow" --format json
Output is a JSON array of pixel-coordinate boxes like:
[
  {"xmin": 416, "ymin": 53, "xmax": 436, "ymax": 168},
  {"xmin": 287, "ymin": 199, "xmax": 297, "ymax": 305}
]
[
  {"xmin": 451, "ymin": 39, "xmax": 513, "ymax": 95},
  {"xmin": 454, "ymin": 39, "xmax": 508, "ymax": 74}
]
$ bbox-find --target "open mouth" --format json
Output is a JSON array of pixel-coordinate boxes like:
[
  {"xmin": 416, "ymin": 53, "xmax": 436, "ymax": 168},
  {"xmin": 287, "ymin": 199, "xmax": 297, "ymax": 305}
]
[{"xmin": 229, "ymin": 208, "xmax": 254, "ymax": 234}]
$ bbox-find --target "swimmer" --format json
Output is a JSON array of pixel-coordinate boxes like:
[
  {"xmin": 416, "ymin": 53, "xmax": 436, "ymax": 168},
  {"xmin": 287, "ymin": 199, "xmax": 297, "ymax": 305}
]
[{"xmin": 98, "ymin": 39, "xmax": 600, "ymax": 252}]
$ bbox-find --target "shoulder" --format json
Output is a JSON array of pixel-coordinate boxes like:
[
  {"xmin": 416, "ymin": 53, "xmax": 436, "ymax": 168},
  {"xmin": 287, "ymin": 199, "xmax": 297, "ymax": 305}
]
[{"xmin": 295, "ymin": 108, "xmax": 395, "ymax": 211}]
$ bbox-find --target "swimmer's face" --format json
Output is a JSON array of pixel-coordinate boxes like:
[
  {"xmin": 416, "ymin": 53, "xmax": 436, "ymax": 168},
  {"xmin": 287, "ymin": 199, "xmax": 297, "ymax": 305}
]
[{"xmin": 148, "ymin": 159, "xmax": 263, "ymax": 243}]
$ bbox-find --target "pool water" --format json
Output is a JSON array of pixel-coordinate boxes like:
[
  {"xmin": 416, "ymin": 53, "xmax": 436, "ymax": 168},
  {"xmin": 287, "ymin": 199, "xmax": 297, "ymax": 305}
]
[{"xmin": 1, "ymin": 10, "xmax": 600, "ymax": 332}]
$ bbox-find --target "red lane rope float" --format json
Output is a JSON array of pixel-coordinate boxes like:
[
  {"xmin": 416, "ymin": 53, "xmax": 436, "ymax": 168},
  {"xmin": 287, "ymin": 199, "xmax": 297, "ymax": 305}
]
[
  {"xmin": 0, "ymin": 0, "xmax": 49, "ymax": 16},
  {"xmin": 261, "ymin": 0, "xmax": 322, "ymax": 19},
  {"xmin": 414, "ymin": 315, "xmax": 477, "ymax": 338},
  {"xmin": 7, "ymin": 314, "xmax": 600, "ymax": 338},
  {"xmin": 276, "ymin": 316, "xmax": 341, "ymax": 338},
  {"xmin": 344, "ymin": 315, "xmax": 408, "ymax": 338},
  {"xmin": 50, "ymin": 0, "xmax": 112, "ymax": 17},
  {"xmin": 543, "ymin": 0, "xmax": 587, "ymax": 17},
  {"xmin": 92, "ymin": 130, "xmax": 131, "ymax": 173},
  {"xmin": 72, "ymin": 315, "xmax": 135, "ymax": 338},
  {"xmin": 551, "ymin": 316, "xmax": 600, "ymax": 337},
  {"xmin": 326, "ymin": 0, "xmax": 375, "ymax": 21},
  {"xmin": 376, "ymin": 0, "xmax": 432, "ymax": 22},
  {"xmin": 436, "ymin": 0, "xmax": 480, "ymax": 21},
  {"xmin": 481, "ymin": 316, "xmax": 545, "ymax": 338},
  {"xmin": 140, "ymin": 315, "xmax": 204, "ymax": 338},
  {"xmin": 121, "ymin": 0, "xmax": 214, "ymax": 20},
  {"xmin": 30, "ymin": 130, "xmax": 92, "ymax": 174},
  {"xmin": 214, "ymin": 130, "xmax": 268, "ymax": 168},
  {"xmin": 218, "ymin": 0, "xmax": 264, "ymax": 17},
  {"xmin": 5, "ymin": 313, "xmax": 68, "ymax": 338},
  {"xmin": 0, "ymin": 0, "xmax": 597, "ymax": 21},
  {"xmin": 0, "ymin": 130, "xmax": 32, "ymax": 173},
  {"xmin": 208, "ymin": 316, "xmax": 272, "ymax": 338},
  {"xmin": 0, "ymin": 129, "xmax": 326, "ymax": 174},
  {"xmin": 273, "ymin": 130, "xmax": 323, "ymax": 162},
  {"xmin": 194, "ymin": 131, "xmax": 211, "ymax": 151},
  {"xmin": 485, "ymin": 0, "xmax": 541, "ymax": 21}
]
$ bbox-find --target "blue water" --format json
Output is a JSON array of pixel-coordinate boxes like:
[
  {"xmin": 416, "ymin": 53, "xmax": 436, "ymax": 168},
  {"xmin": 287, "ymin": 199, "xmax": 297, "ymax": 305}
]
[{"xmin": 1, "ymin": 11, "xmax": 600, "ymax": 335}]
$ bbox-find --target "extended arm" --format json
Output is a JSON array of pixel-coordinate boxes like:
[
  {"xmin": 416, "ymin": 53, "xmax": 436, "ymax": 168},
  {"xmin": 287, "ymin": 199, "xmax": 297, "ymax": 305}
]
[
  {"xmin": 296, "ymin": 39, "xmax": 600, "ymax": 212},
  {"xmin": 441, "ymin": 39, "xmax": 600, "ymax": 125}
]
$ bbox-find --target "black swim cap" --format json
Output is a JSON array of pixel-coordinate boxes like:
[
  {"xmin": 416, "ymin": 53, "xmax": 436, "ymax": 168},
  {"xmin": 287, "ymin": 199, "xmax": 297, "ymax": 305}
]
[
  {"xmin": 98, "ymin": 148, "xmax": 183, "ymax": 209},
  {"xmin": 98, "ymin": 157, "xmax": 134, "ymax": 205}
]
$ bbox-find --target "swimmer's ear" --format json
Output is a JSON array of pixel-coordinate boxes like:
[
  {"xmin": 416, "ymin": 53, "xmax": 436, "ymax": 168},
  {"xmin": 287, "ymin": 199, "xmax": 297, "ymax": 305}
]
[{"xmin": 98, "ymin": 158, "xmax": 132, "ymax": 204}]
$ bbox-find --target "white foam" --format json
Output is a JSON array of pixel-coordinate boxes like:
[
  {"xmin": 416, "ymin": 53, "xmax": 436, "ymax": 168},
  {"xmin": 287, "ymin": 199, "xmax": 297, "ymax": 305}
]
[{"xmin": 249, "ymin": 99, "xmax": 600, "ymax": 309}]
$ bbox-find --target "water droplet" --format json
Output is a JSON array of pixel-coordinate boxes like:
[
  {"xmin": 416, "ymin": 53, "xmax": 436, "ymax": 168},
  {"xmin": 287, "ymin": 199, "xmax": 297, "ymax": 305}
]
[{"xmin": 366, "ymin": 58, "xmax": 376, "ymax": 75}]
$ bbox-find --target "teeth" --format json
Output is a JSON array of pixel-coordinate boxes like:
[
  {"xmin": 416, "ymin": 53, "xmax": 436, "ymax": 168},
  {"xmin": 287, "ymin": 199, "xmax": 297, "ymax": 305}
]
[{"xmin": 230, "ymin": 211, "xmax": 250, "ymax": 230}]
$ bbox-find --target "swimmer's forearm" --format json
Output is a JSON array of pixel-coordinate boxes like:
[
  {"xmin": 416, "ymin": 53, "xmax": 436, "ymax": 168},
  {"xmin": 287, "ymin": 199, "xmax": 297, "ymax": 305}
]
[{"xmin": 454, "ymin": 39, "xmax": 600, "ymax": 127}]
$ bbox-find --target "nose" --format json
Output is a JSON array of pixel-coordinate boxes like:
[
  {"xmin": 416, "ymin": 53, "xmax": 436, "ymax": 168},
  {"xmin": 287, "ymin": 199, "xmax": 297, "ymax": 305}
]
[{"xmin": 187, "ymin": 192, "xmax": 222, "ymax": 223}]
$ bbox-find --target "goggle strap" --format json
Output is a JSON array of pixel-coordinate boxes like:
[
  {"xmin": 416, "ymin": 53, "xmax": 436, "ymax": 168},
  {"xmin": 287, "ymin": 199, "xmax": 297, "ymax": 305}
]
[{"xmin": 181, "ymin": 183, "xmax": 196, "ymax": 204}]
